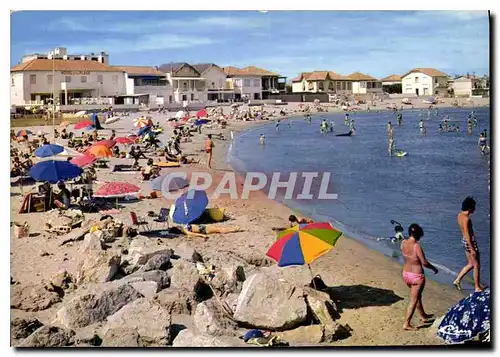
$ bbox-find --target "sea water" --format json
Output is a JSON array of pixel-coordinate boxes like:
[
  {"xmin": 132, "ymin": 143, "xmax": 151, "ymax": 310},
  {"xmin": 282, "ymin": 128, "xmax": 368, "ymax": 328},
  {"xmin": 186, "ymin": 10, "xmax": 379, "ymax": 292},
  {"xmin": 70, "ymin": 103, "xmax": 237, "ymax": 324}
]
[{"xmin": 227, "ymin": 107, "xmax": 491, "ymax": 287}]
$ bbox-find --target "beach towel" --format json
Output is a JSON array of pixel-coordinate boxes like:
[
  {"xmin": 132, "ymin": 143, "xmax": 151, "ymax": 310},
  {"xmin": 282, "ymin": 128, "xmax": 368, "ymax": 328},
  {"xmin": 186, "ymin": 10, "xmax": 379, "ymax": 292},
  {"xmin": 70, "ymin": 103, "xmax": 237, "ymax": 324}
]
[
  {"xmin": 112, "ymin": 164, "xmax": 141, "ymax": 172},
  {"xmin": 153, "ymin": 162, "xmax": 181, "ymax": 168}
]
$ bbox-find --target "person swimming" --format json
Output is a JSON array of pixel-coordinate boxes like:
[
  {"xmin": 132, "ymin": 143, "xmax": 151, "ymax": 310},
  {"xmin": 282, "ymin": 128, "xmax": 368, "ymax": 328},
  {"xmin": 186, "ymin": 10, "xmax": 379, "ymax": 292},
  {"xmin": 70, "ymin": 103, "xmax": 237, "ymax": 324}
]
[
  {"xmin": 349, "ymin": 119, "xmax": 356, "ymax": 133},
  {"xmin": 388, "ymin": 121, "xmax": 394, "ymax": 139},
  {"xmin": 388, "ymin": 137, "xmax": 395, "ymax": 156},
  {"xmin": 259, "ymin": 134, "xmax": 265, "ymax": 145},
  {"xmin": 438, "ymin": 124, "xmax": 443, "ymax": 132},
  {"xmin": 320, "ymin": 119, "xmax": 328, "ymax": 134},
  {"xmin": 344, "ymin": 113, "xmax": 350, "ymax": 125},
  {"xmin": 467, "ymin": 118, "xmax": 473, "ymax": 135},
  {"xmin": 419, "ymin": 119, "xmax": 426, "ymax": 135},
  {"xmin": 397, "ymin": 113, "xmax": 403, "ymax": 126},
  {"xmin": 329, "ymin": 120, "xmax": 335, "ymax": 132},
  {"xmin": 275, "ymin": 120, "xmax": 280, "ymax": 131},
  {"xmin": 478, "ymin": 133, "xmax": 488, "ymax": 154}
]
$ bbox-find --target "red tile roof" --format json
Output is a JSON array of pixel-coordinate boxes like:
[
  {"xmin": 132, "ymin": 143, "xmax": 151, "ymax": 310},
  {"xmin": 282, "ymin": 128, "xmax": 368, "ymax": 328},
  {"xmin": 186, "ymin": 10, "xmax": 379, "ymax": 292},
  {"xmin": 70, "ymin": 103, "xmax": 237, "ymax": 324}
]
[
  {"xmin": 111, "ymin": 66, "xmax": 165, "ymax": 76},
  {"xmin": 402, "ymin": 68, "xmax": 449, "ymax": 78}
]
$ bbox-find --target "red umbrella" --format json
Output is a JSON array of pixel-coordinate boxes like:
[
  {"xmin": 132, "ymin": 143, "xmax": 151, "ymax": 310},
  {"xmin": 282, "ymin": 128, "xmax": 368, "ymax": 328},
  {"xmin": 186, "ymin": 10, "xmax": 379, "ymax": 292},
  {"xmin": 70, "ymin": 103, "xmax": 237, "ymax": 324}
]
[
  {"xmin": 128, "ymin": 134, "xmax": 138, "ymax": 140},
  {"xmin": 196, "ymin": 108, "xmax": 208, "ymax": 118},
  {"xmin": 115, "ymin": 137, "xmax": 135, "ymax": 145},
  {"xmin": 70, "ymin": 154, "xmax": 97, "ymax": 168},
  {"xmin": 94, "ymin": 182, "xmax": 141, "ymax": 198},
  {"xmin": 91, "ymin": 139, "xmax": 116, "ymax": 149},
  {"xmin": 74, "ymin": 120, "xmax": 93, "ymax": 130}
]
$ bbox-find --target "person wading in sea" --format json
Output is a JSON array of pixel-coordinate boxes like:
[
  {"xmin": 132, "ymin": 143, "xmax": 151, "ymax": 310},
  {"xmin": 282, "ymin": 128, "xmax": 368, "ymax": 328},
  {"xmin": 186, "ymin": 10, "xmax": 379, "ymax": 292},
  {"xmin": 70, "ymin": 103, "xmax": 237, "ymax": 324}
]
[
  {"xmin": 453, "ymin": 197, "xmax": 485, "ymax": 292},
  {"xmin": 401, "ymin": 223, "xmax": 438, "ymax": 331}
]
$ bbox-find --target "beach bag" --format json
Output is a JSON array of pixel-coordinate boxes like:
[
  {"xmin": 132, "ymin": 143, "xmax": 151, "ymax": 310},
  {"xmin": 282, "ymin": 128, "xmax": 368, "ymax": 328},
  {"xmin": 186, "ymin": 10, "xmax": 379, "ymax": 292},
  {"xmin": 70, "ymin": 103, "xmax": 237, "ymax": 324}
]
[{"xmin": 13, "ymin": 221, "xmax": 30, "ymax": 238}]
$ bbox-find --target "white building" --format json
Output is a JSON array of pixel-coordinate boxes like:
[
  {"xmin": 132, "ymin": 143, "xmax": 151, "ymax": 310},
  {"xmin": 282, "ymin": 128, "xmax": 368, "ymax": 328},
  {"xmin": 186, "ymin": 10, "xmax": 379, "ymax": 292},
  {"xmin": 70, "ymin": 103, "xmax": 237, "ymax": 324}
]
[
  {"xmin": 401, "ymin": 68, "xmax": 449, "ymax": 97},
  {"xmin": 347, "ymin": 72, "xmax": 383, "ymax": 95},
  {"xmin": 192, "ymin": 63, "xmax": 234, "ymax": 102},
  {"xmin": 111, "ymin": 65, "xmax": 171, "ymax": 106},
  {"xmin": 10, "ymin": 58, "xmax": 127, "ymax": 106},
  {"xmin": 452, "ymin": 76, "xmax": 482, "ymax": 97},
  {"xmin": 159, "ymin": 63, "xmax": 207, "ymax": 104},
  {"xmin": 223, "ymin": 66, "xmax": 263, "ymax": 100}
]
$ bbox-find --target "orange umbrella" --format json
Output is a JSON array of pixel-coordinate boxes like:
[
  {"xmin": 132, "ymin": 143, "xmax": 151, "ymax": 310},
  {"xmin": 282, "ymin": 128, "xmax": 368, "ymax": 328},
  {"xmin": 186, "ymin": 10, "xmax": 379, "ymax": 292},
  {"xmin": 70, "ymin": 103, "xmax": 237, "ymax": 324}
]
[{"xmin": 86, "ymin": 144, "xmax": 112, "ymax": 158}]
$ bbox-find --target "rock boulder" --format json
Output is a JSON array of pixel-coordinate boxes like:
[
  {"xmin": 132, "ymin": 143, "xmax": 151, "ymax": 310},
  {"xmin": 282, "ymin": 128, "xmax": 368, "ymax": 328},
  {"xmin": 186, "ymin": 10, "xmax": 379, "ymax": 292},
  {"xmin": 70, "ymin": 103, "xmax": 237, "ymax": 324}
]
[
  {"xmin": 193, "ymin": 299, "xmax": 239, "ymax": 336},
  {"xmin": 11, "ymin": 283, "xmax": 62, "ymax": 312},
  {"xmin": 17, "ymin": 326, "xmax": 75, "ymax": 347},
  {"xmin": 10, "ymin": 317, "xmax": 44, "ymax": 346},
  {"xmin": 154, "ymin": 288, "xmax": 195, "ymax": 315},
  {"xmin": 172, "ymin": 329, "xmax": 246, "ymax": 347}
]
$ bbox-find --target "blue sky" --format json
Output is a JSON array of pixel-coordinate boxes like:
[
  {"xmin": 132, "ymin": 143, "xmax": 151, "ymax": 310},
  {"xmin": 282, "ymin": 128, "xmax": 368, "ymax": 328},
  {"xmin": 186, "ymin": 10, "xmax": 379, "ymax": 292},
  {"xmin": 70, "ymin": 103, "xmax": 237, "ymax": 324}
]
[{"xmin": 11, "ymin": 10, "xmax": 489, "ymax": 79}]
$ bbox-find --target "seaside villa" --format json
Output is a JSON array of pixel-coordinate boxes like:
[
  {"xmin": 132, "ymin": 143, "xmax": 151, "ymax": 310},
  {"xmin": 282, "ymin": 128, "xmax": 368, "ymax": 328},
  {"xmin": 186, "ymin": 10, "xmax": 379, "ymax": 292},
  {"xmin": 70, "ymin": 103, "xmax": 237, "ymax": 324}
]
[
  {"xmin": 158, "ymin": 62, "xmax": 207, "ymax": 104},
  {"xmin": 291, "ymin": 71, "xmax": 382, "ymax": 95},
  {"xmin": 401, "ymin": 68, "xmax": 449, "ymax": 97},
  {"xmin": 381, "ymin": 74, "xmax": 402, "ymax": 86},
  {"xmin": 223, "ymin": 66, "xmax": 287, "ymax": 100}
]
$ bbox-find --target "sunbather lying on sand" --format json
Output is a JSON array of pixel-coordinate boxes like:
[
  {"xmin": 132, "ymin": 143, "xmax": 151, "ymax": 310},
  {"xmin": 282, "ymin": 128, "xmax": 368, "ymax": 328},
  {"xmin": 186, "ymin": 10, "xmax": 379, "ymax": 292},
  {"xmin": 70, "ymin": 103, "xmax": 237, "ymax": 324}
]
[{"xmin": 165, "ymin": 224, "xmax": 243, "ymax": 239}]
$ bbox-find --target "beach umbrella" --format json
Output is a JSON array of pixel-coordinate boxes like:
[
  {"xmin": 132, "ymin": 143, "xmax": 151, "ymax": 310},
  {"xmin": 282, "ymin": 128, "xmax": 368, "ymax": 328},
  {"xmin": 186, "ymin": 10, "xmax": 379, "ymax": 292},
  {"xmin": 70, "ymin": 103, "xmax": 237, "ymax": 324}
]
[
  {"xmin": 86, "ymin": 145, "xmax": 112, "ymax": 158},
  {"xmin": 34, "ymin": 144, "xmax": 65, "ymax": 158},
  {"xmin": 59, "ymin": 120, "xmax": 71, "ymax": 127},
  {"xmin": 437, "ymin": 289, "xmax": 490, "ymax": 344},
  {"xmin": 115, "ymin": 137, "xmax": 135, "ymax": 145},
  {"xmin": 70, "ymin": 154, "xmax": 97, "ymax": 168},
  {"xmin": 94, "ymin": 182, "xmax": 141, "ymax": 198},
  {"xmin": 137, "ymin": 125, "xmax": 152, "ymax": 137},
  {"xmin": 16, "ymin": 129, "xmax": 33, "ymax": 137},
  {"xmin": 171, "ymin": 189, "xmax": 208, "ymax": 224},
  {"xmin": 267, "ymin": 222, "xmax": 342, "ymax": 268},
  {"xmin": 194, "ymin": 119, "xmax": 210, "ymax": 126},
  {"xmin": 133, "ymin": 117, "xmax": 149, "ymax": 128},
  {"xmin": 151, "ymin": 174, "xmax": 189, "ymax": 192},
  {"xmin": 28, "ymin": 160, "xmax": 83, "ymax": 183},
  {"xmin": 196, "ymin": 108, "xmax": 208, "ymax": 118},
  {"xmin": 74, "ymin": 120, "xmax": 93, "ymax": 130},
  {"xmin": 91, "ymin": 139, "xmax": 116, "ymax": 149}
]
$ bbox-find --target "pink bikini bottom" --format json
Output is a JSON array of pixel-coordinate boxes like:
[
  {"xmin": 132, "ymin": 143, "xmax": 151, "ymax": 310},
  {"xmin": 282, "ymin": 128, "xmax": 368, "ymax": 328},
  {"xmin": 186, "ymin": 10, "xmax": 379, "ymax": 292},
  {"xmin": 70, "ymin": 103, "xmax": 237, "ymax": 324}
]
[{"xmin": 402, "ymin": 271, "xmax": 425, "ymax": 287}]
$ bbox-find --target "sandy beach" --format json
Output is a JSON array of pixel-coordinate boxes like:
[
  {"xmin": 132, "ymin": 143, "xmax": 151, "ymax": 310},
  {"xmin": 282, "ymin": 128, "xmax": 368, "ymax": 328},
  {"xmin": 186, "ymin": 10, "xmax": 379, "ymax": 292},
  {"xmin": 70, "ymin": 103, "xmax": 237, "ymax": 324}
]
[{"xmin": 10, "ymin": 96, "xmax": 489, "ymax": 346}]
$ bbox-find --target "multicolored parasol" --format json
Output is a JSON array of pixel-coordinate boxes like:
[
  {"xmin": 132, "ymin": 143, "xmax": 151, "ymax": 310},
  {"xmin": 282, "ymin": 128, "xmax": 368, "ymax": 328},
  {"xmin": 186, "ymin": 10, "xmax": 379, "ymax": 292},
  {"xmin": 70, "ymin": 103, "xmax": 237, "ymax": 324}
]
[
  {"xmin": 266, "ymin": 222, "xmax": 342, "ymax": 267},
  {"xmin": 133, "ymin": 117, "xmax": 149, "ymax": 128},
  {"xmin": 16, "ymin": 129, "xmax": 33, "ymax": 137},
  {"xmin": 74, "ymin": 120, "xmax": 93, "ymax": 130}
]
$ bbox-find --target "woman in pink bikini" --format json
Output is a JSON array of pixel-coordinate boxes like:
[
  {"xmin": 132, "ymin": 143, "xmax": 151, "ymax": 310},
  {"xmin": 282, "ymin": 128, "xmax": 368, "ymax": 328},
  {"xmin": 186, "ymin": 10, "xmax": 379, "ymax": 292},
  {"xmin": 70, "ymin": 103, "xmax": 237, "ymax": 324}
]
[{"xmin": 401, "ymin": 223, "xmax": 438, "ymax": 330}]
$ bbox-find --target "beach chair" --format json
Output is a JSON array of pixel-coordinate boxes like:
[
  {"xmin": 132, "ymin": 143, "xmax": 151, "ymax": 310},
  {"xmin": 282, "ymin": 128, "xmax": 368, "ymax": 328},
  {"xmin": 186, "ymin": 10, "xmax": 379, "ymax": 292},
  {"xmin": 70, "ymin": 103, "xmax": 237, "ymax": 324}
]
[
  {"xmin": 153, "ymin": 207, "xmax": 170, "ymax": 229},
  {"xmin": 130, "ymin": 211, "xmax": 151, "ymax": 232}
]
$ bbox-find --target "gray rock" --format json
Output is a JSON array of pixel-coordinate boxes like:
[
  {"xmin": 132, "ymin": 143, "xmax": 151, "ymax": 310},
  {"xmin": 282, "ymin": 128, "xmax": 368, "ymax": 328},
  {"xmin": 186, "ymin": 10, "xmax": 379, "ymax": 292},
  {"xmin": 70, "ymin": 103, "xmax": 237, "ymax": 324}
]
[
  {"xmin": 154, "ymin": 288, "xmax": 195, "ymax": 315},
  {"xmin": 103, "ymin": 298, "xmax": 172, "ymax": 346},
  {"xmin": 127, "ymin": 235, "xmax": 173, "ymax": 266},
  {"xmin": 193, "ymin": 299, "xmax": 239, "ymax": 336},
  {"xmin": 102, "ymin": 327, "xmax": 141, "ymax": 347},
  {"xmin": 233, "ymin": 272, "xmax": 307, "ymax": 331},
  {"xmin": 11, "ymin": 283, "xmax": 62, "ymax": 312},
  {"xmin": 139, "ymin": 253, "xmax": 172, "ymax": 272},
  {"xmin": 172, "ymin": 329, "xmax": 247, "ymax": 347},
  {"xmin": 10, "ymin": 317, "xmax": 44, "ymax": 346},
  {"xmin": 76, "ymin": 248, "xmax": 121, "ymax": 285},
  {"xmin": 173, "ymin": 242, "xmax": 203, "ymax": 262},
  {"xmin": 17, "ymin": 326, "xmax": 75, "ymax": 347},
  {"xmin": 224, "ymin": 293, "xmax": 239, "ymax": 314},
  {"xmin": 170, "ymin": 261, "xmax": 201, "ymax": 292},
  {"xmin": 210, "ymin": 264, "xmax": 245, "ymax": 296},
  {"xmin": 131, "ymin": 281, "xmax": 159, "ymax": 298},
  {"xmin": 73, "ymin": 323, "xmax": 103, "ymax": 346},
  {"xmin": 276, "ymin": 325, "xmax": 324, "ymax": 345},
  {"xmin": 49, "ymin": 270, "xmax": 75, "ymax": 291},
  {"xmin": 53, "ymin": 282, "xmax": 143, "ymax": 329},
  {"xmin": 81, "ymin": 232, "xmax": 104, "ymax": 253},
  {"xmin": 124, "ymin": 270, "xmax": 170, "ymax": 290}
]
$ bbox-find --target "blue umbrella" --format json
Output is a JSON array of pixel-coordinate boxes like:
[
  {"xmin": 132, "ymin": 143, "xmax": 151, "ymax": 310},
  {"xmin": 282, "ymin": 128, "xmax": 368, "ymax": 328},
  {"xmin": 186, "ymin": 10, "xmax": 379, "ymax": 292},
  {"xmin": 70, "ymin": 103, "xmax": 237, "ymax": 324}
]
[
  {"xmin": 137, "ymin": 125, "xmax": 152, "ymax": 136},
  {"xmin": 28, "ymin": 160, "xmax": 83, "ymax": 183},
  {"xmin": 437, "ymin": 288, "xmax": 490, "ymax": 344},
  {"xmin": 172, "ymin": 189, "xmax": 208, "ymax": 224},
  {"xmin": 151, "ymin": 175, "xmax": 189, "ymax": 192},
  {"xmin": 17, "ymin": 129, "xmax": 33, "ymax": 137},
  {"xmin": 34, "ymin": 144, "xmax": 64, "ymax": 158},
  {"xmin": 194, "ymin": 119, "xmax": 209, "ymax": 126}
]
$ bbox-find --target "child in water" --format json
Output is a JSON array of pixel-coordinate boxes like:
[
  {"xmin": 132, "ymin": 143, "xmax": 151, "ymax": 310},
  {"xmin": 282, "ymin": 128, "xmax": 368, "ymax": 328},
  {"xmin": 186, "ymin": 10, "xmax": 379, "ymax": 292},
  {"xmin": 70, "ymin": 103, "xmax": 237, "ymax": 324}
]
[{"xmin": 259, "ymin": 134, "xmax": 265, "ymax": 145}]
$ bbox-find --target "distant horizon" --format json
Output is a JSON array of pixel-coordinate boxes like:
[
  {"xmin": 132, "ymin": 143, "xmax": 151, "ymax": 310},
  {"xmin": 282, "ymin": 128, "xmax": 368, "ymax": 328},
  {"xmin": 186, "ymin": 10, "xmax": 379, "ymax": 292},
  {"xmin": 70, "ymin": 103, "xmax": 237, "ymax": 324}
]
[{"xmin": 11, "ymin": 10, "xmax": 490, "ymax": 79}]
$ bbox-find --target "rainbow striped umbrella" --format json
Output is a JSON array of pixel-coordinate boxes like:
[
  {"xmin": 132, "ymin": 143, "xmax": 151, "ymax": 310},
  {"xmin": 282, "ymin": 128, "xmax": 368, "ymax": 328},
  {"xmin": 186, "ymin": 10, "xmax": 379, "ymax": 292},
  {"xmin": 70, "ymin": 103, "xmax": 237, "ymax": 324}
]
[{"xmin": 266, "ymin": 222, "xmax": 342, "ymax": 267}]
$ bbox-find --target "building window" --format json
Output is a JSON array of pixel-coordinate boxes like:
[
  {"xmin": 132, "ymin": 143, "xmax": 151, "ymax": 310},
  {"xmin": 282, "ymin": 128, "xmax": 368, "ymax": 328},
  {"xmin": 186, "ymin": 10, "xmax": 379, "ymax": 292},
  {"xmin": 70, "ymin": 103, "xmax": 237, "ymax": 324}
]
[
  {"xmin": 347, "ymin": 82, "xmax": 352, "ymax": 90},
  {"xmin": 367, "ymin": 82, "xmax": 372, "ymax": 89},
  {"xmin": 415, "ymin": 77, "xmax": 419, "ymax": 83},
  {"xmin": 308, "ymin": 82, "xmax": 314, "ymax": 90},
  {"xmin": 234, "ymin": 79, "xmax": 242, "ymax": 87},
  {"xmin": 253, "ymin": 79, "xmax": 260, "ymax": 87},
  {"xmin": 336, "ymin": 81, "xmax": 341, "ymax": 90},
  {"xmin": 81, "ymin": 76, "xmax": 87, "ymax": 83},
  {"xmin": 434, "ymin": 78, "xmax": 438, "ymax": 84},
  {"xmin": 11, "ymin": 76, "xmax": 15, "ymax": 86},
  {"xmin": 92, "ymin": 57, "xmax": 98, "ymax": 61},
  {"xmin": 318, "ymin": 82, "xmax": 324, "ymax": 91},
  {"xmin": 182, "ymin": 81, "xmax": 188, "ymax": 90},
  {"xmin": 243, "ymin": 79, "xmax": 251, "ymax": 87},
  {"xmin": 328, "ymin": 82, "xmax": 334, "ymax": 91},
  {"xmin": 191, "ymin": 93, "xmax": 194, "ymax": 101},
  {"xmin": 169, "ymin": 95, "xmax": 173, "ymax": 103},
  {"xmin": 65, "ymin": 76, "xmax": 71, "ymax": 83},
  {"xmin": 97, "ymin": 74, "xmax": 103, "ymax": 83},
  {"xmin": 30, "ymin": 74, "xmax": 36, "ymax": 85},
  {"xmin": 182, "ymin": 94, "xmax": 187, "ymax": 101},
  {"xmin": 47, "ymin": 74, "xmax": 53, "ymax": 85},
  {"xmin": 360, "ymin": 82, "xmax": 366, "ymax": 89}
]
